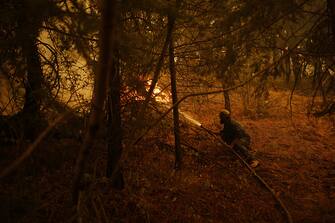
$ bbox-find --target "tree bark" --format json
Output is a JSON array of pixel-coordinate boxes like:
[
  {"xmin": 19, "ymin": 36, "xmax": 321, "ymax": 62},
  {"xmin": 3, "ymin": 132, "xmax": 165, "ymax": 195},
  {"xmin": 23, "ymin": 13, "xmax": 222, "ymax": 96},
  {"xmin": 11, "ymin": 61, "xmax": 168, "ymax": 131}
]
[
  {"xmin": 223, "ymin": 91, "xmax": 231, "ymax": 112},
  {"xmin": 20, "ymin": 38, "xmax": 45, "ymax": 140},
  {"xmin": 106, "ymin": 48, "xmax": 124, "ymax": 189},
  {"xmin": 22, "ymin": 40, "xmax": 43, "ymax": 116},
  {"xmin": 72, "ymin": 0, "xmax": 117, "ymax": 204},
  {"xmin": 19, "ymin": 3, "xmax": 44, "ymax": 139},
  {"xmin": 168, "ymin": 20, "xmax": 182, "ymax": 170},
  {"xmin": 221, "ymin": 77, "xmax": 232, "ymax": 112},
  {"xmin": 328, "ymin": 0, "xmax": 335, "ymax": 42}
]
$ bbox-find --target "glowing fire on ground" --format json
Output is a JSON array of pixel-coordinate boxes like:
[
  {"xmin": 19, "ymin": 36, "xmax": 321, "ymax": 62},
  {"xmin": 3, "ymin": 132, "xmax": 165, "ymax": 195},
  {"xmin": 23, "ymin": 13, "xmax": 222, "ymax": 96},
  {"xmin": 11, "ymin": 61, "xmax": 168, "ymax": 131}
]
[
  {"xmin": 146, "ymin": 80, "xmax": 171, "ymax": 104},
  {"xmin": 146, "ymin": 80, "xmax": 202, "ymax": 127}
]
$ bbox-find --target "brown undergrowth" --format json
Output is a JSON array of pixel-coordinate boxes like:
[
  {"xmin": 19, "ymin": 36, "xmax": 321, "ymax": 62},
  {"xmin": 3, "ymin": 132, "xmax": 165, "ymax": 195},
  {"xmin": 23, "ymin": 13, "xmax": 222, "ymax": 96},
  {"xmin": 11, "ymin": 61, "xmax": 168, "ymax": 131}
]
[{"xmin": 0, "ymin": 90, "xmax": 334, "ymax": 222}]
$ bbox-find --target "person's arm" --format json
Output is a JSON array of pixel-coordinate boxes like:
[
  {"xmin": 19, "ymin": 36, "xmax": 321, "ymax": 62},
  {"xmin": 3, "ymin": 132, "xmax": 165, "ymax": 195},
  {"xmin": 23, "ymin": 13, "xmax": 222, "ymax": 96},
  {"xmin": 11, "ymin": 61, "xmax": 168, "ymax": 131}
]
[{"xmin": 219, "ymin": 129, "xmax": 227, "ymax": 141}]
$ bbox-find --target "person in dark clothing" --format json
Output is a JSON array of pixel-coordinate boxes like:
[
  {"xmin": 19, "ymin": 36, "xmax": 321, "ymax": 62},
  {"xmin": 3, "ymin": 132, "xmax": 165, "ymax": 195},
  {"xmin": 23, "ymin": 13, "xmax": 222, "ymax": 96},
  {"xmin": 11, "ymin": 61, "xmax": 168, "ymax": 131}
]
[{"xmin": 219, "ymin": 109, "xmax": 259, "ymax": 168}]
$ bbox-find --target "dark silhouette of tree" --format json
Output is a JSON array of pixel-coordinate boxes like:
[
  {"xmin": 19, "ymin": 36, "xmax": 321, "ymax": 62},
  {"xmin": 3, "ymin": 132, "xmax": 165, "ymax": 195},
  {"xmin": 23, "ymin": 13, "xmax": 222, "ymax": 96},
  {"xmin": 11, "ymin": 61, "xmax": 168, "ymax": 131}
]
[
  {"xmin": 168, "ymin": 0, "xmax": 182, "ymax": 169},
  {"xmin": 106, "ymin": 44, "xmax": 124, "ymax": 188},
  {"xmin": 73, "ymin": 0, "xmax": 118, "ymax": 204},
  {"xmin": 1, "ymin": 1, "xmax": 335, "ymax": 221},
  {"xmin": 0, "ymin": 0, "xmax": 64, "ymax": 139}
]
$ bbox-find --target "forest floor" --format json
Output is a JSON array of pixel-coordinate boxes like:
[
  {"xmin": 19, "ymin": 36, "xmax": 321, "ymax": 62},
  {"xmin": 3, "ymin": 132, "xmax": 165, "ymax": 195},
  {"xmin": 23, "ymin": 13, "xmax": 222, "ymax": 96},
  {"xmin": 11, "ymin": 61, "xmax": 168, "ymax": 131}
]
[{"xmin": 0, "ymin": 90, "xmax": 335, "ymax": 223}]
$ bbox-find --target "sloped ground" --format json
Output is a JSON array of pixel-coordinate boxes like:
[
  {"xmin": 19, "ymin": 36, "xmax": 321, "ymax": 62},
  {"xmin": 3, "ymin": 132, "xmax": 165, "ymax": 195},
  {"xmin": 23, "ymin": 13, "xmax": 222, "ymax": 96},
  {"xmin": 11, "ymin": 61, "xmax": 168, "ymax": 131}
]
[
  {"xmin": 81, "ymin": 90, "xmax": 335, "ymax": 222},
  {"xmin": 246, "ymin": 92, "xmax": 335, "ymax": 223},
  {"xmin": 0, "ymin": 90, "xmax": 334, "ymax": 222},
  {"xmin": 184, "ymin": 90, "xmax": 335, "ymax": 222}
]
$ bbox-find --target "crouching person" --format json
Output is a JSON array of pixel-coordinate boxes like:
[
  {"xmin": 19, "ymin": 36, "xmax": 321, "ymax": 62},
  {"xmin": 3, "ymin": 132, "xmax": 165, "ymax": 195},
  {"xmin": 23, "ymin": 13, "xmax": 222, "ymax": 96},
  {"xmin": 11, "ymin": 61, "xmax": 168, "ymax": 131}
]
[{"xmin": 219, "ymin": 109, "xmax": 259, "ymax": 168}]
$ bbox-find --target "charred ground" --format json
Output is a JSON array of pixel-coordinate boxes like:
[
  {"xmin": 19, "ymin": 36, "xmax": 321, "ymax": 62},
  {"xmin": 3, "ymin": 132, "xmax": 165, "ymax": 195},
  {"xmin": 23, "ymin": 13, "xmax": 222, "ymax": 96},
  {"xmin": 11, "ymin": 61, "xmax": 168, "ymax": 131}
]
[{"xmin": 0, "ymin": 90, "xmax": 334, "ymax": 223}]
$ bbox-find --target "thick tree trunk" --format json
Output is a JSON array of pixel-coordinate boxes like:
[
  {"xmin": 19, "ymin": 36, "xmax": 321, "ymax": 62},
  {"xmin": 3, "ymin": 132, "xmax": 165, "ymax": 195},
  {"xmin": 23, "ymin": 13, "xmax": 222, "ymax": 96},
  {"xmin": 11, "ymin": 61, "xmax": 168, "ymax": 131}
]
[
  {"xmin": 73, "ymin": 0, "xmax": 117, "ymax": 204},
  {"xmin": 19, "ymin": 10, "xmax": 44, "ymax": 139},
  {"xmin": 22, "ymin": 40, "xmax": 43, "ymax": 116},
  {"xmin": 328, "ymin": 0, "xmax": 335, "ymax": 42},
  {"xmin": 17, "ymin": 0, "xmax": 43, "ymax": 117},
  {"xmin": 106, "ymin": 50, "xmax": 124, "ymax": 189},
  {"xmin": 168, "ymin": 25, "xmax": 182, "ymax": 170}
]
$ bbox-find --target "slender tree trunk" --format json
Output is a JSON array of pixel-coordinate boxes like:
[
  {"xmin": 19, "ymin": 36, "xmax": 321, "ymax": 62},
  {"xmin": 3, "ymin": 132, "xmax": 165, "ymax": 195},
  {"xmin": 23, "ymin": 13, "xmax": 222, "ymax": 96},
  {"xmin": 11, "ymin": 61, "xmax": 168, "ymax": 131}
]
[
  {"xmin": 168, "ymin": 23, "xmax": 181, "ymax": 170},
  {"xmin": 224, "ymin": 91, "xmax": 231, "ymax": 111},
  {"xmin": 132, "ymin": 2, "xmax": 179, "ymax": 139},
  {"xmin": 106, "ymin": 48, "xmax": 124, "ymax": 189},
  {"xmin": 221, "ymin": 81, "xmax": 231, "ymax": 112},
  {"xmin": 73, "ymin": 0, "xmax": 117, "ymax": 204},
  {"xmin": 142, "ymin": 17, "xmax": 175, "ymax": 108}
]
